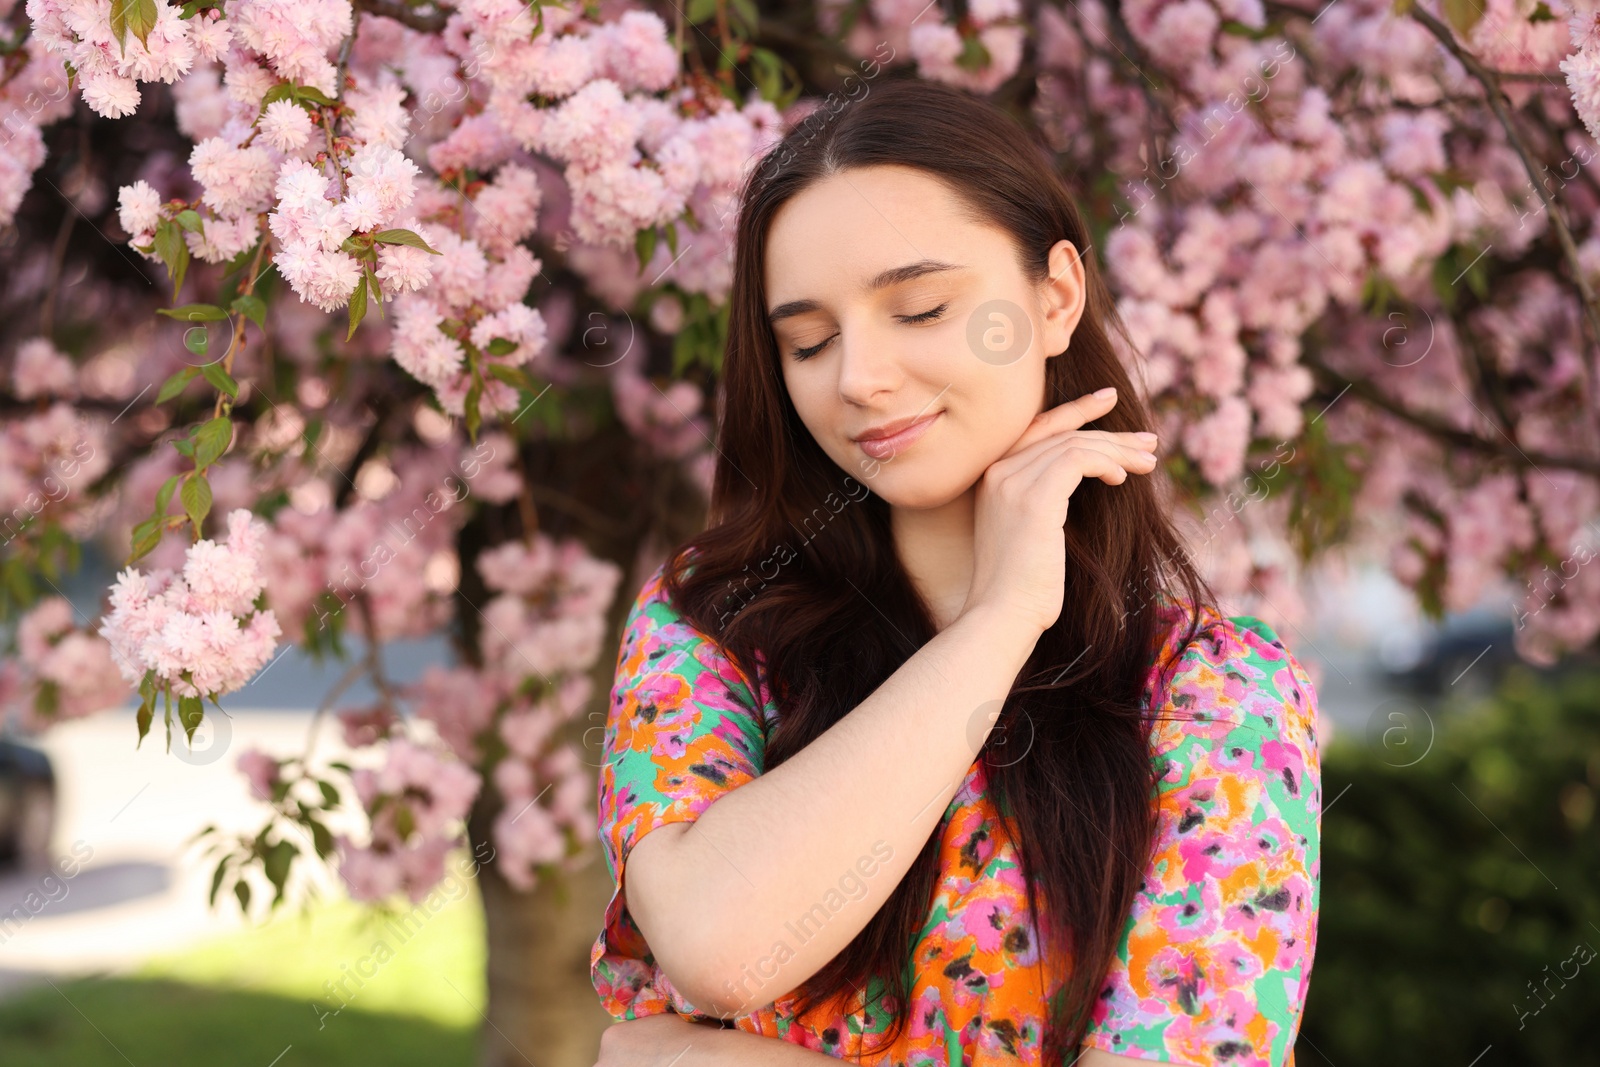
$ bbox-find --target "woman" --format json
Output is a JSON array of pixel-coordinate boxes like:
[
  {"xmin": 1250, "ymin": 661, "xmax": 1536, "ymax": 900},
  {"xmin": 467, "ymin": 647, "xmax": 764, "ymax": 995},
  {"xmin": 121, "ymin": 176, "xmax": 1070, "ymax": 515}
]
[{"xmin": 589, "ymin": 78, "xmax": 1321, "ymax": 1067}]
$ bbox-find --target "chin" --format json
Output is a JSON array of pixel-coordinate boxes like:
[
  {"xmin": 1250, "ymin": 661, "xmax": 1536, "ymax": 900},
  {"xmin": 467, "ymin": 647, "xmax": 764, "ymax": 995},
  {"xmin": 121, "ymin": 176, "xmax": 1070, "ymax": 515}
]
[{"xmin": 859, "ymin": 463, "xmax": 974, "ymax": 510}]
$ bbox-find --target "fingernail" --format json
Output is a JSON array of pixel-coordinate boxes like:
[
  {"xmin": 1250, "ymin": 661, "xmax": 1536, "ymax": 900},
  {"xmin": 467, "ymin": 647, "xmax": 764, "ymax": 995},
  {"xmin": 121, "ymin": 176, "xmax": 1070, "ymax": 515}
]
[
  {"xmin": 1093, "ymin": 387, "xmax": 1116, "ymax": 399},
  {"xmin": 1135, "ymin": 431, "xmax": 1157, "ymax": 442}
]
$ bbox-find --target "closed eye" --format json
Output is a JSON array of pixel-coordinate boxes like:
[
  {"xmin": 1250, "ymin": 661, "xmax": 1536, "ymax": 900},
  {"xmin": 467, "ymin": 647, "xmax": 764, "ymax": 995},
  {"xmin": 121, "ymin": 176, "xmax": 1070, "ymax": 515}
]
[{"xmin": 789, "ymin": 302, "xmax": 951, "ymax": 361}]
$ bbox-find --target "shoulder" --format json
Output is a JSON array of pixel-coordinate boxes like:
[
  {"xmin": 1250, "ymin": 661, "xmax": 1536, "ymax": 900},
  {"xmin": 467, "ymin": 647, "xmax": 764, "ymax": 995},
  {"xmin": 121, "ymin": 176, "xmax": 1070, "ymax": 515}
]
[
  {"xmin": 1143, "ymin": 598, "xmax": 1319, "ymax": 751},
  {"xmin": 1138, "ymin": 598, "xmax": 1323, "ymax": 842},
  {"xmin": 612, "ymin": 558, "xmax": 764, "ymax": 717}
]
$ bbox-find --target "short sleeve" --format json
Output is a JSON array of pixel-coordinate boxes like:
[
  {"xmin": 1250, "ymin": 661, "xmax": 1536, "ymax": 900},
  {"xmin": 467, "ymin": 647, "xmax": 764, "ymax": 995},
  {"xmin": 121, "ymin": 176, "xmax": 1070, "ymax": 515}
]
[
  {"xmin": 589, "ymin": 563, "xmax": 770, "ymax": 1022},
  {"xmin": 1081, "ymin": 613, "xmax": 1322, "ymax": 1067}
]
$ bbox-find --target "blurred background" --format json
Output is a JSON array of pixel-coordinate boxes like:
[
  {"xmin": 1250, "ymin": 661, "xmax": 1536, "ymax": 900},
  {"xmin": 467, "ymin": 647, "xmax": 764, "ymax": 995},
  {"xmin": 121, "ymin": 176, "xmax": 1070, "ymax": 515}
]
[{"xmin": 3, "ymin": 0, "xmax": 1600, "ymax": 1063}]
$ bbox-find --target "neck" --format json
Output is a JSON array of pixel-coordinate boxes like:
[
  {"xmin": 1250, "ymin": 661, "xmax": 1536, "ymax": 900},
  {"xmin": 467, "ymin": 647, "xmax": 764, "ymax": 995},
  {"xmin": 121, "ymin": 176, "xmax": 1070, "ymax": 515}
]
[{"xmin": 891, "ymin": 484, "xmax": 978, "ymax": 633}]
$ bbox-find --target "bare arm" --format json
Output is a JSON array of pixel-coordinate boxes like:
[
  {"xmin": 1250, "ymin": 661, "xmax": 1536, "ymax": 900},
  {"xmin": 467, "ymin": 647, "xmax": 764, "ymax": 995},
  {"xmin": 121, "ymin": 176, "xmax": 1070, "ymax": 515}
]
[
  {"xmin": 596, "ymin": 1015, "xmax": 858, "ymax": 1067},
  {"xmin": 624, "ymin": 602, "xmax": 1041, "ymax": 1018}
]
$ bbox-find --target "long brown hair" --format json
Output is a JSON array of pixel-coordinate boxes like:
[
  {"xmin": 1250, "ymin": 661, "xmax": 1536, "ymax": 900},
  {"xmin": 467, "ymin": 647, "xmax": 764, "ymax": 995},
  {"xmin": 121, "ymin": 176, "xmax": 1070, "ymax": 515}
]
[{"xmin": 661, "ymin": 78, "xmax": 1215, "ymax": 1063}]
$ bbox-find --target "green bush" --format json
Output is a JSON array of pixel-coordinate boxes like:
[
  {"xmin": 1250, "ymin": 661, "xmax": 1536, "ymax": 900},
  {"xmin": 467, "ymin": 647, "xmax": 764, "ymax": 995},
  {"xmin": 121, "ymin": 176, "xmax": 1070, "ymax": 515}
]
[{"xmin": 1298, "ymin": 666, "xmax": 1600, "ymax": 1066}]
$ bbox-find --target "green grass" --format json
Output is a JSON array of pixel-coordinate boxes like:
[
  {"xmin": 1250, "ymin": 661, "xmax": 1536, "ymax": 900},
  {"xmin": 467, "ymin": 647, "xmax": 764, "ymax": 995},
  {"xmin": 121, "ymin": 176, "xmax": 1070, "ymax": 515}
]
[{"xmin": 0, "ymin": 870, "xmax": 488, "ymax": 1066}]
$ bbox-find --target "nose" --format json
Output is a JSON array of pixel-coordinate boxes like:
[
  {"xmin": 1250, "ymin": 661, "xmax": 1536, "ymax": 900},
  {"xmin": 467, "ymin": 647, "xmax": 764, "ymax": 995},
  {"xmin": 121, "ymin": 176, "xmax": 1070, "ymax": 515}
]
[{"xmin": 834, "ymin": 315, "xmax": 905, "ymax": 407}]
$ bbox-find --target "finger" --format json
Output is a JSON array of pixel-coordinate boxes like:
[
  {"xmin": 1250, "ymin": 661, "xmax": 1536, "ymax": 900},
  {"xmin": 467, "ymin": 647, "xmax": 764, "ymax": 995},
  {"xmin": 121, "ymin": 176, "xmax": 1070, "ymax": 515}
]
[
  {"xmin": 1055, "ymin": 428, "xmax": 1161, "ymax": 453},
  {"xmin": 1000, "ymin": 432, "xmax": 1157, "ymax": 484},
  {"xmin": 1006, "ymin": 388, "xmax": 1120, "ymax": 457},
  {"xmin": 1036, "ymin": 436, "xmax": 1156, "ymax": 476},
  {"xmin": 1016, "ymin": 439, "xmax": 1135, "ymax": 499}
]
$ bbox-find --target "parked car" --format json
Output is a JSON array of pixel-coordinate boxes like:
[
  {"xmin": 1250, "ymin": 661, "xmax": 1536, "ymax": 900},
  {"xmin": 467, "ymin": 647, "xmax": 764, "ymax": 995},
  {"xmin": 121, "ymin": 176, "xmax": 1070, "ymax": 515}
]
[
  {"xmin": 0, "ymin": 736, "xmax": 56, "ymax": 871},
  {"xmin": 1377, "ymin": 606, "xmax": 1551, "ymax": 697}
]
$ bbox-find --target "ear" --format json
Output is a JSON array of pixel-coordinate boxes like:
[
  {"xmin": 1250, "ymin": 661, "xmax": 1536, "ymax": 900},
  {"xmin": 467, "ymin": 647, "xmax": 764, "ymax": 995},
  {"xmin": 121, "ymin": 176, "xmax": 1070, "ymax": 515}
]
[{"xmin": 1039, "ymin": 238, "xmax": 1088, "ymax": 359}]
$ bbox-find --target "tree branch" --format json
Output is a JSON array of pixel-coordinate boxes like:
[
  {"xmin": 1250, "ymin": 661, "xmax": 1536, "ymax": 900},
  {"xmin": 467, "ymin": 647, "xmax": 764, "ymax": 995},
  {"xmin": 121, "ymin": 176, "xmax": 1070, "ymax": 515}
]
[
  {"xmin": 1408, "ymin": 3, "xmax": 1600, "ymax": 385},
  {"xmin": 353, "ymin": 0, "xmax": 452, "ymax": 34},
  {"xmin": 1302, "ymin": 351, "xmax": 1600, "ymax": 476}
]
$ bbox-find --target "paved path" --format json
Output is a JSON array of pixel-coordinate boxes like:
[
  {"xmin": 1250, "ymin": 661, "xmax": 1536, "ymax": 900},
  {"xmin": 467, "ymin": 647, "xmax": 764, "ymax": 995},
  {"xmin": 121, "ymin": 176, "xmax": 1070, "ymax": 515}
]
[{"xmin": 0, "ymin": 707, "xmax": 377, "ymax": 998}]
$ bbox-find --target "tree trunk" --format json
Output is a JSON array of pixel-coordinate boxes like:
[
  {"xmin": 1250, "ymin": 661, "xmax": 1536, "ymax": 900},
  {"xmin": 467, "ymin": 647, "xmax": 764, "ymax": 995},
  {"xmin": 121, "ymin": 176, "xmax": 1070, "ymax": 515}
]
[
  {"xmin": 474, "ymin": 845, "xmax": 618, "ymax": 1067},
  {"xmin": 459, "ymin": 422, "xmax": 714, "ymax": 1067}
]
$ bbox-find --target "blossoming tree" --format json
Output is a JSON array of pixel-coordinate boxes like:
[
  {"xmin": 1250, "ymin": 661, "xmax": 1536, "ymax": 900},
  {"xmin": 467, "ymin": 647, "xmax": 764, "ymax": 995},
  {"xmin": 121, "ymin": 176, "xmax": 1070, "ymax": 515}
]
[{"xmin": 1, "ymin": 0, "xmax": 1598, "ymax": 1062}]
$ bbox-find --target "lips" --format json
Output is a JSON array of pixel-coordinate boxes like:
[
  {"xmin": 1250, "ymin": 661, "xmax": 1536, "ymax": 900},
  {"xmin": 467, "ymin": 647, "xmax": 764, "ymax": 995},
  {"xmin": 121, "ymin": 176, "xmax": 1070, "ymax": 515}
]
[{"xmin": 854, "ymin": 410, "xmax": 941, "ymax": 460}]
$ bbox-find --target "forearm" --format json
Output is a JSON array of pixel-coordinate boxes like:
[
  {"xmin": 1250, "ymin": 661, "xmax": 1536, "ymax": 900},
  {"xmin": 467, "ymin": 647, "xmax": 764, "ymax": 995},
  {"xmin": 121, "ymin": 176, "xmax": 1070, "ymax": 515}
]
[
  {"xmin": 637, "ymin": 604, "xmax": 1039, "ymax": 1015},
  {"xmin": 695, "ymin": 1026, "xmax": 849, "ymax": 1066}
]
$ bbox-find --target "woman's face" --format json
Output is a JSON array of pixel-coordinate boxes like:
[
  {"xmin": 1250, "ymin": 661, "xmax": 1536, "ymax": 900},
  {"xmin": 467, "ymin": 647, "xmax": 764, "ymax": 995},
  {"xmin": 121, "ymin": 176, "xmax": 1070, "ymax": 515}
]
[{"xmin": 765, "ymin": 164, "xmax": 1087, "ymax": 509}]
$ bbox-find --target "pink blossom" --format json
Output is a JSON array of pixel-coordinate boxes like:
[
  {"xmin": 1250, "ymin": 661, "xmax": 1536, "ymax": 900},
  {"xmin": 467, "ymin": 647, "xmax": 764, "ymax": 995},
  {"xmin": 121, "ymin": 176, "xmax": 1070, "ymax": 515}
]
[
  {"xmin": 374, "ymin": 243, "xmax": 434, "ymax": 296},
  {"xmin": 259, "ymin": 98, "xmax": 313, "ymax": 152},
  {"xmin": 11, "ymin": 338, "xmax": 77, "ymax": 400},
  {"xmin": 236, "ymin": 748, "xmax": 280, "ymax": 802},
  {"xmin": 117, "ymin": 179, "xmax": 162, "ymax": 238}
]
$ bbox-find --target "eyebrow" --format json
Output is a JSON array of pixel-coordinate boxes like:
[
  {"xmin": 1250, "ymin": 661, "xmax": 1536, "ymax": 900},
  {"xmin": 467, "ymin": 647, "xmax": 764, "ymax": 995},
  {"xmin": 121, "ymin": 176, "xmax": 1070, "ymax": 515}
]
[{"xmin": 766, "ymin": 259, "xmax": 967, "ymax": 324}]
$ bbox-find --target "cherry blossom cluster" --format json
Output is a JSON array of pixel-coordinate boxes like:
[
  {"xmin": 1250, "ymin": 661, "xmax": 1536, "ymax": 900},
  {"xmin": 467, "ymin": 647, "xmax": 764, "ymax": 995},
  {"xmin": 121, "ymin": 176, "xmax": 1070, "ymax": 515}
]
[
  {"xmin": 0, "ymin": 2, "xmax": 72, "ymax": 227},
  {"xmin": 98, "ymin": 507, "xmax": 282, "ymax": 700},
  {"xmin": 335, "ymin": 737, "xmax": 481, "ymax": 903},
  {"xmin": 1, "ymin": 388, "xmax": 112, "ymax": 547},
  {"xmin": 252, "ymin": 436, "xmax": 520, "ymax": 641},
  {"xmin": 0, "ymin": 597, "xmax": 130, "ymax": 730},
  {"xmin": 993, "ymin": 0, "xmax": 1600, "ymax": 659},
  {"xmin": 23, "ymin": 0, "xmax": 213, "ymax": 119},
  {"xmin": 820, "ymin": 0, "xmax": 1023, "ymax": 94},
  {"xmin": 396, "ymin": 535, "xmax": 619, "ymax": 890}
]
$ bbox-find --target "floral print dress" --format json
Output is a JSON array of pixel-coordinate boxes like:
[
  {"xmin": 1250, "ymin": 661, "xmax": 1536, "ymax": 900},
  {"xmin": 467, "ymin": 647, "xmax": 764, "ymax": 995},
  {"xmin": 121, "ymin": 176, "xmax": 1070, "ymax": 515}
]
[{"xmin": 591, "ymin": 562, "xmax": 1322, "ymax": 1066}]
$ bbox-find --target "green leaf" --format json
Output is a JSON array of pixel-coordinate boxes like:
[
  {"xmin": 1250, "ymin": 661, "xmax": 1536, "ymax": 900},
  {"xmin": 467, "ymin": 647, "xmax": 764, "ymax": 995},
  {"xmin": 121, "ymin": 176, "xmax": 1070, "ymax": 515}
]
[
  {"xmin": 365, "ymin": 267, "xmax": 384, "ymax": 321},
  {"xmin": 464, "ymin": 365, "xmax": 483, "ymax": 443},
  {"xmin": 129, "ymin": 0, "xmax": 158, "ymax": 47},
  {"xmin": 171, "ymin": 437, "xmax": 196, "ymax": 459},
  {"xmin": 317, "ymin": 780, "xmax": 340, "ymax": 808},
  {"xmin": 108, "ymin": 0, "xmax": 157, "ymax": 54},
  {"xmin": 485, "ymin": 363, "xmax": 534, "ymax": 393},
  {"xmin": 208, "ymin": 857, "xmax": 230, "ymax": 907},
  {"xmin": 634, "ymin": 225, "xmax": 657, "ymax": 276},
  {"xmin": 156, "ymin": 365, "xmax": 201, "ymax": 405},
  {"xmin": 157, "ymin": 303, "xmax": 228, "ymax": 321},
  {"xmin": 154, "ymin": 473, "xmax": 182, "ymax": 517},
  {"xmin": 346, "ymin": 274, "xmax": 367, "ymax": 340},
  {"xmin": 135, "ymin": 699, "xmax": 154, "ymax": 747},
  {"xmin": 260, "ymin": 83, "xmax": 295, "ymax": 109},
  {"xmin": 308, "ymin": 819, "xmax": 334, "ymax": 859},
  {"xmin": 370, "ymin": 228, "xmax": 441, "ymax": 254},
  {"xmin": 181, "ymin": 471, "xmax": 213, "ymax": 534},
  {"xmin": 233, "ymin": 877, "xmax": 251, "ymax": 914},
  {"xmin": 193, "ymin": 416, "xmax": 233, "ymax": 469},
  {"xmin": 686, "ymin": 0, "xmax": 716, "ymax": 24},
  {"xmin": 263, "ymin": 839, "xmax": 295, "ymax": 903},
  {"xmin": 1440, "ymin": 0, "xmax": 1483, "ymax": 35},
  {"xmin": 151, "ymin": 218, "xmax": 192, "ymax": 300},
  {"xmin": 109, "ymin": 0, "xmax": 129, "ymax": 52},
  {"xmin": 729, "ymin": 0, "xmax": 758, "ymax": 32},
  {"xmin": 135, "ymin": 676, "xmax": 156, "ymax": 746},
  {"xmin": 231, "ymin": 293, "xmax": 266, "ymax": 329},
  {"xmin": 178, "ymin": 694, "xmax": 204, "ymax": 744},
  {"xmin": 128, "ymin": 517, "xmax": 163, "ymax": 563},
  {"xmin": 201, "ymin": 361, "xmax": 239, "ymax": 399},
  {"xmin": 955, "ymin": 31, "xmax": 992, "ymax": 73},
  {"xmin": 485, "ymin": 336, "xmax": 517, "ymax": 356},
  {"xmin": 175, "ymin": 209, "xmax": 205, "ymax": 233},
  {"xmin": 294, "ymin": 84, "xmax": 336, "ymax": 106}
]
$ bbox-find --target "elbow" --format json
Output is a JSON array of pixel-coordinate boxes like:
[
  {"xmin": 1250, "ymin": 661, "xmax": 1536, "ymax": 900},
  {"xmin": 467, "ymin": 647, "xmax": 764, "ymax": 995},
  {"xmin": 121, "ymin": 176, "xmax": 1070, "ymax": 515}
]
[
  {"xmin": 651, "ymin": 929, "xmax": 748, "ymax": 1020},
  {"xmin": 624, "ymin": 829, "xmax": 749, "ymax": 1019}
]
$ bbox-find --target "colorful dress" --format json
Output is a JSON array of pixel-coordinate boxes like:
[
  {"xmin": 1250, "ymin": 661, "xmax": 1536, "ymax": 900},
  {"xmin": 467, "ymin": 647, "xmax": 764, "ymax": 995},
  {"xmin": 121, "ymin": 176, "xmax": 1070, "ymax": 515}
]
[{"xmin": 591, "ymin": 562, "xmax": 1322, "ymax": 1066}]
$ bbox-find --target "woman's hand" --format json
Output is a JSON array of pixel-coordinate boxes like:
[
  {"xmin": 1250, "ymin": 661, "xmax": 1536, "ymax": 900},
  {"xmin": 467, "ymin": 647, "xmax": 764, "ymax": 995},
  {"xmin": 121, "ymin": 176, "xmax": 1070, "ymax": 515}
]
[
  {"xmin": 595, "ymin": 1013, "xmax": 728, "ymax": 1067},
  {"xmin": 594, "ymin": 1012, "xmax": 852, "ymax": 1066},
  {"xmin": 958, "ymin": 387, "xmax": 1159, "ymax": 637}
]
